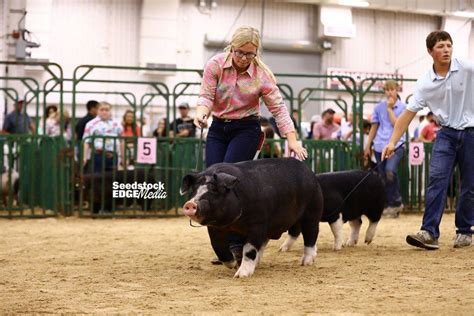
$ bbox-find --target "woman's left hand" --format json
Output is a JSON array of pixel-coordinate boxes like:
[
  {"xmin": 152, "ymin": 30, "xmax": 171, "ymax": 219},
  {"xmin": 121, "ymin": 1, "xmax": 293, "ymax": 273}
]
[{"xmin": 288, "ymin": 139, "xmax": 308, "ymax": 161}]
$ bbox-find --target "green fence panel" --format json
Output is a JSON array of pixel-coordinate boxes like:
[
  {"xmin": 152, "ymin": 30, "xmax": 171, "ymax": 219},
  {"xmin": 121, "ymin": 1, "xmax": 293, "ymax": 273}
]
[{"xmin": 0, "ymin": 135, "xmax": 66, "ymax": 218}]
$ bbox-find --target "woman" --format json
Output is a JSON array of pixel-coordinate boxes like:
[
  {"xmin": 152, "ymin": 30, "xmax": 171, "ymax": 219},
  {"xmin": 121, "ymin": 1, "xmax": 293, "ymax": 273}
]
[
  {"xmin": 153, "ymin": 118, "xmax": 167, "ymax": 137},
  {"xmin": 121, "ymin": 110, "xmax": 141, "ymax": 167},
  {"xmin": 121, "ymin": 110, "xmax": 141, "ymax": 137},
  {"xmin": 193, "ymin": 26, "xmax": 307, "ymax": 264}
]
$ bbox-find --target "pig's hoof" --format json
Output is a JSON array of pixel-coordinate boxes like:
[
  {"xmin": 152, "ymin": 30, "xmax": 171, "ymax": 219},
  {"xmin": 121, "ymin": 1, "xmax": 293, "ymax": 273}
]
[
  {"xmin": 345, "ymin": 239, "xmax": 357, "ymax": 247},
  {"xmin": 279, "ymin": 236, "xmax": 296, "ymax": 252},
  {"xmin": 300, "ymin": 254, "xmax": 315, "ymax": 266},
  {"xmin": 364, "ymin": 237, "xmax": 373, "ymax": 245},
  {"xmin": 333, "ymin": 242, "xmax": 343, "ymax": 251},
  {"xmin": 279, "ymin": 244, "xmax": 290, "ymax": 252},
  {"xmin": 223, "ymin": 260, "xmax": 237, "ymax": 269},
  {"xmin": 301, "ymin": 246, "xmax": 316, "ymax": 266},
  {"xmin": 233, "ymin": 264, "xmax": 254, "ymax": 278}
]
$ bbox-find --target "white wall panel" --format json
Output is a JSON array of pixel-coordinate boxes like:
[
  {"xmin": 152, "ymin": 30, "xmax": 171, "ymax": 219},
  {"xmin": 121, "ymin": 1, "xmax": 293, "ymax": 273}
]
[
  {"xmin": 207, "ymin": 0, "xmax": 315, "ymax": 42},
  {"xmin": 321, "ymin": 8, "xmax": 440, "ymax": 117},
  {"xmin": 0, "ymin": 0, "xmax": 5, "ymax": 62}
]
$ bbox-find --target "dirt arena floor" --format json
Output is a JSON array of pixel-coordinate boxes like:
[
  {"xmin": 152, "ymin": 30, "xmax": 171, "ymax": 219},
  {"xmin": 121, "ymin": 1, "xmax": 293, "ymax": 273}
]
[{"xmin": 0, "ymin": 213, "xmax": 472, "ymax": 314}]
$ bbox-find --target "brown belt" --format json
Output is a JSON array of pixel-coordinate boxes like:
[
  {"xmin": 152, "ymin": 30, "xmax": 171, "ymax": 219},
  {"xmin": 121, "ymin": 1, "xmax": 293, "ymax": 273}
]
[
  {"xmin": 95, "ymin": 150, "xmax": 115, "ymax": 158},
  {"xmin": 212, "ymin": 115, "xmax": 260, "ymax": 123}
]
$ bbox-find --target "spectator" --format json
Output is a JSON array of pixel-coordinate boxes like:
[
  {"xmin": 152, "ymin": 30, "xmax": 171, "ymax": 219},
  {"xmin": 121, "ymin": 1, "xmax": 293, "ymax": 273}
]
[
  {"xmin": 419, "ymin": 116, "xmax": 439, "ymax": 142},
  {"xmin": 307, "ymin": 115, "xmax": 321, "ymax": 139},
  {"xmin": 412, "ymin": 115, "xmax": 425, "ymax": 141},
  {"xmin": 2, "ymin": 99, "xmax": 35, "ymax": 134},
  {"xmin": 122, "ymin": 110, "xmax": 141, "ymax": 137},
  {"xmin": 261, "ymin": 125, "xmax": 281, "ymax": 158},
  {"xmin": 418, "ymin": 112, "xmax": 434, "ymax": 137},
  {"xmin": 121, "ymin": 110, "xmax": 141, "ymax": 168},
  {"xmin": 170, "ymin": 102, "xmax": 196, "ymax": 138},
  {"xmin": 45, "ymin": 108, "xmax": 72, "ymax": 141},
  {"xmin": 140, "ymin": 115, "xmax": 151, "ymax": 137},
  {"xmin": 291, "ymin": 109, "xmax": 300, "ymax": 135},
  {"xmin": 312, "ymin": 108, "xmax": 340, "ymax": 140},
  {"xmin": 83, "ymin": 102, "xmax": 124, "ymax": 173},
  {"xmin": 75, "ymin": 100, "xmax": 99, "ymax": 141},
  {"xmin": 337, "ymin": 112, "xmax": 354, "ymax": 141},
  {"xmin": 153, "ymin": 118, "xmax": 167, "ymax": 138},
  {"xmin": 45, "ymin": 105, "xmax": 58, "ymax": 118},
  {"xmin": 45, "ymin": 107, "xmax": 60, "ymax": 137},
  {"xmin": 63, "ymin": 110, "xmax": 72, "ymax": 141},
  {"xmin": 364, "ymin": 80, "xmax": 406, "ymax": 218}
]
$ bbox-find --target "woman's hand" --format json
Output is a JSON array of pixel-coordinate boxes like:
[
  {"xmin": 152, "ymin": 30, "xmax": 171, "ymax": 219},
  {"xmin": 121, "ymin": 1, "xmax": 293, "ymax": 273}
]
[
  {"xmin": 194, "ymin": 106, "xmax": 210, "ymax": 128},
  {"xmin": 287, "ymin": 132, "xmax": 307, "ymax": 161}
]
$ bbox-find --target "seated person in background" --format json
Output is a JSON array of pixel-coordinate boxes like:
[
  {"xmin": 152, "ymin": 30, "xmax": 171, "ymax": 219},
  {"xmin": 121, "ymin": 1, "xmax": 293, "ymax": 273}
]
[
  {"xmin": 83, "ymin": 102, "xmax": 124, "ymax": 173},
  {"xmin": 312, "ymin": 108, "xmax": 340, "ymax": 140},
  {"xmin": 169, "ymin": 103, "xmax": 196, "ymax": 138}
]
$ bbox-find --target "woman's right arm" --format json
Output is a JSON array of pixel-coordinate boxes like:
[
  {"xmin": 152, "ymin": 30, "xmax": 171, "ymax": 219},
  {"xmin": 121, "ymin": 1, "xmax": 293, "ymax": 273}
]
[{"xmin": 194, "ymin": 58, "xmax": 220, "ymax": 128}]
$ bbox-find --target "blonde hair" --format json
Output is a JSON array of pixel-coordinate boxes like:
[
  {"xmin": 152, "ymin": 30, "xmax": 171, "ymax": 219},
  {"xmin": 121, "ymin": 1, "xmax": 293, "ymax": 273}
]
[
  {"xmin": 224, "ymin": 26, "xmax": 276, "ymax": 82},
  {"xmin": 383, "ymin": 80, "xmax": 399, "ymax": 91}
]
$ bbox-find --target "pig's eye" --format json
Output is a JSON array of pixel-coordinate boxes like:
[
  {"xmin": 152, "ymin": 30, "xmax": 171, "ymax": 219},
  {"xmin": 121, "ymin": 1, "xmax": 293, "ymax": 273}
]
[{"xmin": 207, "ymin": 183, "xmax": 219, "ymax": 194}]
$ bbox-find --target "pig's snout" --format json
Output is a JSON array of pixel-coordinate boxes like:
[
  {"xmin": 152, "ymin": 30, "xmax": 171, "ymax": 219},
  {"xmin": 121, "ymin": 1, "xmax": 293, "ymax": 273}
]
[{"xmin": 183, "ymin": 201, "xmax": 198, "ymax": 217}]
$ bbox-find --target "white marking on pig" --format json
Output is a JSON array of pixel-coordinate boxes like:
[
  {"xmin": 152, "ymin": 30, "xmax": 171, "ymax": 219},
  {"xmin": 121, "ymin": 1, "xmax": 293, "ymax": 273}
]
[
  {"xmin": 190, "ymin": 184, "xmax": 208, "ymax": 203},
  {"xmin": 329, "ymin": 213, "xmax": 344, "ymax": 251},
  {"xmin": 2, "ymin": 170, "xmax": 19, "ymax": 205},
  {"xmin": 234, "ymin": 243, "xmax": 257, "ymax": 278},
  {"xmin": 279, "ymin": 235, "xmax": 297, "ymax": 252},
  {"xmin": 345, "ymin": 218, "xmax": 362, "ymax": 247},
  {"xmin": 256, "ymin": 240, "xmax": 268, "ymax": 266},
  {"xmin": 301, "ymin": 246, "xmax": 316, "ymax": 266},
  {"xmin": 365, "ymin": 220, "xmax": 379, "ymax": 244}
]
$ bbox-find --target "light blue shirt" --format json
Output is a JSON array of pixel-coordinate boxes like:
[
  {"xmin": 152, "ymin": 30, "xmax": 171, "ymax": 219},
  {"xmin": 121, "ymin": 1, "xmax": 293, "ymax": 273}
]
[
  {"xmin": 372, "ymin": 100, "xmax": 406, "ymax": 153},
  {"xmin": 407, "ymin": 58, "xmax": 474, "ymax": 130}
]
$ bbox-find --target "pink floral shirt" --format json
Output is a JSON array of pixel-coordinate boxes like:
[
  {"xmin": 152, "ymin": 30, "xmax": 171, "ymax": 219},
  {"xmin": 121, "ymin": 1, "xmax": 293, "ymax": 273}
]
[
  {"xmin": 83, "ymin": 117, "xmax": 123, "ymax": 151},
  {"xmin": 198, "ymin": 52, "xmax": 295, "ymax": 136}
]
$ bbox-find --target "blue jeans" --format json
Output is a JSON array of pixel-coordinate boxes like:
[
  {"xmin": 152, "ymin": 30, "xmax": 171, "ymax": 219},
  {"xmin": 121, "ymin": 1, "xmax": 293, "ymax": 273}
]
[
  {"xmin": 206, "ymin": 120, "xmax": 262, "ymax": 167},
  {"xmin": 421, "ymin": 127, "xmax": 474, "ymax": 239},
  {"xmin": 90, "ymin": 152, "xmax": 116, "ymax": 174},
  {"xmin": 206, "ymin": 119, "xmax": 262, "ymax": 251},
  {"xmin": 374, "ymin": 146, "xmax": 404, "ymax": 207}
]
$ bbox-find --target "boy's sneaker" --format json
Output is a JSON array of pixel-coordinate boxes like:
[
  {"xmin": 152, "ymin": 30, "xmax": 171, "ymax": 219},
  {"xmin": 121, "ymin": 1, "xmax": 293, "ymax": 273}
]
[
  {"xmin": 453, "ymin": 234, "xmax": 472, "ymax": 248},
  {"xmin": 406, "ymin": 230, "xmax": 439, "ymax": 250}
]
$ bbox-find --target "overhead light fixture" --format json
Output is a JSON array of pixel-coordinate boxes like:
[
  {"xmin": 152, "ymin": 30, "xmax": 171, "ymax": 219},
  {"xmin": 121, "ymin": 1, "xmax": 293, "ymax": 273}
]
[
  {"xmin": 452, "ymin": 10, "xmax": 474, "ymax": 18},
  {"xmin": 338, "ymin": 0, "xmax": 370, "ymax": 8}
]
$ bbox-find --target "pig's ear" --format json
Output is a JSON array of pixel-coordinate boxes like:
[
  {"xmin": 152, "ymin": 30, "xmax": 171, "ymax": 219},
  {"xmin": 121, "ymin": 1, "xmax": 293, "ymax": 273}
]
[
  {"xmin": 214, "ymin": 172, "xmax": 238, "ymax": 189},
  {"xmin": 180, "ymin": 172, "xmax": 198, "ymax": 195}
]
